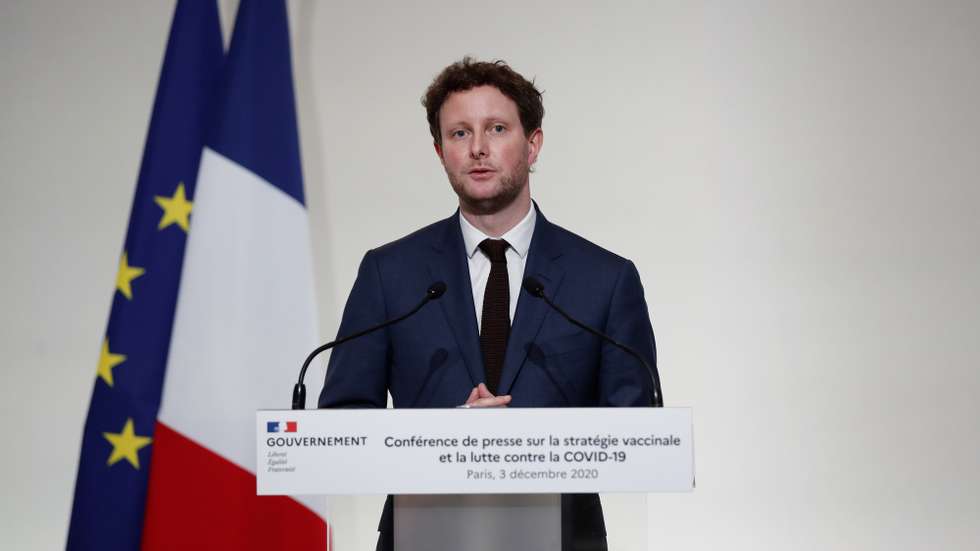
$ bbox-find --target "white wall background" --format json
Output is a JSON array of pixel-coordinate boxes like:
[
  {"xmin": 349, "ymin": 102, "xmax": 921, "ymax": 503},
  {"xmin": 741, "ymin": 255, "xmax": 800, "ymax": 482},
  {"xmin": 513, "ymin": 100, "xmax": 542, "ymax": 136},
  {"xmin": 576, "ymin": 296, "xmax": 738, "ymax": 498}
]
[{"xmin": 1, "ymin": 0, "xmax": 978, "ymax": 549}]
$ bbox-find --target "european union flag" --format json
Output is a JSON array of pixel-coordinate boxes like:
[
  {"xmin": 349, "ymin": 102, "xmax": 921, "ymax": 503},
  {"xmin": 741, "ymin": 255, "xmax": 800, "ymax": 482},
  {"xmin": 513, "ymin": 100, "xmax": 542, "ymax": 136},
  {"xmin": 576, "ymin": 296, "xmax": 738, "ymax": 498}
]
[{"xmin": 67, "ymin": 2, "xmax": 223, "ymax": 549}]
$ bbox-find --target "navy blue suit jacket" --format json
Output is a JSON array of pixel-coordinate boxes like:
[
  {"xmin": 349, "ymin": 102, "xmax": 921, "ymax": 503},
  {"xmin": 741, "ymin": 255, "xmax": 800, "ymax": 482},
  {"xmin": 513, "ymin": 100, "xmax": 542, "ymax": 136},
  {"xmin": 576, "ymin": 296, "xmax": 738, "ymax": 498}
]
[
  {"xmin": 318, "ymin": 206, "xmax": 657, "ymax": 410},
  {"xmin": 317, "ymin": 205, "xmax": 657, "ymax": 549}
]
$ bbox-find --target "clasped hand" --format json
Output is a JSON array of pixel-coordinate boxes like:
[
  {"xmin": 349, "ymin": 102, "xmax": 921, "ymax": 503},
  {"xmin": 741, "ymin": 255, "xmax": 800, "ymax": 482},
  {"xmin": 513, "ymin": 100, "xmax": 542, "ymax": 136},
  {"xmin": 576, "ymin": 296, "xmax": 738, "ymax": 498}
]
[{"xmin": 460, "ymin": 383, "xmax": 511, "ymax": 408}]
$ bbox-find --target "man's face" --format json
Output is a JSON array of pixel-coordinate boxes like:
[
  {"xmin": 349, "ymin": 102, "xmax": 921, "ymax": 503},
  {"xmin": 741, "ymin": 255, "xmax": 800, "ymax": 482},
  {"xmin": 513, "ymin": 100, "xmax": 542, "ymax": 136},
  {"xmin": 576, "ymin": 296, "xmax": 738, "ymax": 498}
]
[{"xmin": 435, "ymin": 85, "xmax": 542, "ymax": 215}]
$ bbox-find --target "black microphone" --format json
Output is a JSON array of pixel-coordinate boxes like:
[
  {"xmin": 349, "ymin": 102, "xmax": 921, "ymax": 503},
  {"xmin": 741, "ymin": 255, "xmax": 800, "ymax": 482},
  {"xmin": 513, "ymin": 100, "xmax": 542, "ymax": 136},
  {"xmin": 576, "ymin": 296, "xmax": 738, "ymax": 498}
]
[
  {"xmin": 522, "ymin": 276, "xmax": 663, "ymax": 407},
  {"xmin": 291, "ymin": 281, "xmax": 447, "ymax": 409}
]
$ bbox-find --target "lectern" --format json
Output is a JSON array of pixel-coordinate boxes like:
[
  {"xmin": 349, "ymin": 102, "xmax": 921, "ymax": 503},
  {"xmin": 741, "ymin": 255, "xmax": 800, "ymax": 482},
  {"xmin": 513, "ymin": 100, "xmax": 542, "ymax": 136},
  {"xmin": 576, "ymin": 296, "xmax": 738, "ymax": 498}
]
[{"xmin": 257, "ymin": 408, "xmax": 693, "ymax": 550}]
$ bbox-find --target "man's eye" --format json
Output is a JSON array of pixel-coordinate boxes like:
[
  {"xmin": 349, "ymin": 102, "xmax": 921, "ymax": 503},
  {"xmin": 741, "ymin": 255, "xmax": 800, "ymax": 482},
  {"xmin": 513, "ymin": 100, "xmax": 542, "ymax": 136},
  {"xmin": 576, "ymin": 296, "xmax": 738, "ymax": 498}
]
[
  {"xmin": 491, "ymin": 124, "xmax": 505, "ymax": 133},
  {"xmin": 452, "ymin": 129, "xmax": 467, "ymax": 138}
]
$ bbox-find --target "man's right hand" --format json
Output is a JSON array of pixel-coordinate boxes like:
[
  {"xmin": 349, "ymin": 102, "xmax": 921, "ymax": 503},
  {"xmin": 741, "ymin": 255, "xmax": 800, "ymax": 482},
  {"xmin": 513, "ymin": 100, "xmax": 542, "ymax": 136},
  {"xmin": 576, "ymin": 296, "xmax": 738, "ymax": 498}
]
[{"xmin": 461, "ymin": 383, "xmax": 511, "ymax": 408}]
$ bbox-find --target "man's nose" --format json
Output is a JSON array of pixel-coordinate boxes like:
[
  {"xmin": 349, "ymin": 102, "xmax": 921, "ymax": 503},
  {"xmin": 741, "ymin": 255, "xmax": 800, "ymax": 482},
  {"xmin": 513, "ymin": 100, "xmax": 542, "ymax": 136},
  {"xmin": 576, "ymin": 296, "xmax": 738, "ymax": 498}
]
[{"xmin": 469, "ymin": 135, "xmax": 487, "ymax": 159}]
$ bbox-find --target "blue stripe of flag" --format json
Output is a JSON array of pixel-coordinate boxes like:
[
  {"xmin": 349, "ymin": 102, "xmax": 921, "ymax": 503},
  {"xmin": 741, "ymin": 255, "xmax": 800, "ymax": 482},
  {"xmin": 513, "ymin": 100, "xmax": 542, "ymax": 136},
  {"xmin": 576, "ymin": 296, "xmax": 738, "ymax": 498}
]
[
  {"xmin": 208, "ymin": 0, "xmax": 306, "ymax": 206},
  {"xmin": 66, "ymin": 2, "xmax": 223, "ymax": 549}
]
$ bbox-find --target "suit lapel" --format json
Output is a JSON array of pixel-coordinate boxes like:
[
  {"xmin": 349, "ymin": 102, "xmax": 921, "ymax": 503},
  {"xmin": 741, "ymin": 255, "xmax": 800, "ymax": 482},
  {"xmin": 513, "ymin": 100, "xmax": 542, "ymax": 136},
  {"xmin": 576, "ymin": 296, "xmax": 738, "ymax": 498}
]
[
  {"xmin": 498, "ymin": 209, "xmax": 565, "ymax": 395},
  {"xmin": 427, "ymin": 213, "xmax": 484, "ymax": 388}
]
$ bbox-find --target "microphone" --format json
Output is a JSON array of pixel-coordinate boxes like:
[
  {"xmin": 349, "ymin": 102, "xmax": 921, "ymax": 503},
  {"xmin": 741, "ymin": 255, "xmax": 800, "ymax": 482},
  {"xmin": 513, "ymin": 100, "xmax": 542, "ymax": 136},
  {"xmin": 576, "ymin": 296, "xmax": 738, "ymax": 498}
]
[
  {"xmin": 291, "ymin": 281, "xmax": 447, "ymax": 409},
  {"xmin": 522, "ymin": 276, "xmax": 663, "ymax": 407}
]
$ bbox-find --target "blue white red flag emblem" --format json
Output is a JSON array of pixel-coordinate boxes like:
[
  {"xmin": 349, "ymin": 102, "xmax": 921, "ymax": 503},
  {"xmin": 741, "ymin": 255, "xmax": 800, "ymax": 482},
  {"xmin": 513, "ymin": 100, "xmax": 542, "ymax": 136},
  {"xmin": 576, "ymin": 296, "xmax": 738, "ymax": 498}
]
[{"xmin": 267, "ymin": 421, "xmax": 298, "ymax": 433}]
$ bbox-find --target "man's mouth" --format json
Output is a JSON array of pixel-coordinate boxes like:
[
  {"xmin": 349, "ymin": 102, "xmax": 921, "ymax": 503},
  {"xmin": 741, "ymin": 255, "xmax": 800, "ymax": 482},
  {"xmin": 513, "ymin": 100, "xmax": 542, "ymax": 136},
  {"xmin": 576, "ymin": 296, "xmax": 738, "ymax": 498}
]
[{"xmin": 468, "ymin": 167, "xmax": 496, "ymax": 179}]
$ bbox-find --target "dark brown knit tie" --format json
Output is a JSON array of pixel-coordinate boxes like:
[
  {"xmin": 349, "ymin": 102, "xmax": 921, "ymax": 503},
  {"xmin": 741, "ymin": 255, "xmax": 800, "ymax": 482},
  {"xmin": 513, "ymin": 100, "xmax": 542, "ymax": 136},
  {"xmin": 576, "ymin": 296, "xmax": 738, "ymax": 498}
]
[{"xmin": 479, "ymin": 238, "xmax": 510, "ymax": 394}]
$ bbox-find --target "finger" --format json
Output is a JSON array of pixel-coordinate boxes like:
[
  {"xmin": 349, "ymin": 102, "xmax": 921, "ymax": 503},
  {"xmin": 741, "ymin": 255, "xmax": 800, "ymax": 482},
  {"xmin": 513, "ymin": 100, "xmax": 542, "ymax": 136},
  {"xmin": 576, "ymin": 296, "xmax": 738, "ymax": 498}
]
[
  {"xmin": 472, "ymin": 395, "xmax": 511, "ymax": 408},
  {"xmin": 464, "ymin": 387, "xmax": 480, "ymax": 404},
  {"xmin": 477, "ymin": 383, "xmax": 494, "ymax": 398}
]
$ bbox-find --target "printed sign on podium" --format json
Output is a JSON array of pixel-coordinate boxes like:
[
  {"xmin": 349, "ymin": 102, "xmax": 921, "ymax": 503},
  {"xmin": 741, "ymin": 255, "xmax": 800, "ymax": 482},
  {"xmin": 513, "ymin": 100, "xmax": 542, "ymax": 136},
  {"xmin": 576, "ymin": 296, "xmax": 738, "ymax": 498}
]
[{"xmin": 257, "ymin": 407, "xmax": 694, "ymax": 495}]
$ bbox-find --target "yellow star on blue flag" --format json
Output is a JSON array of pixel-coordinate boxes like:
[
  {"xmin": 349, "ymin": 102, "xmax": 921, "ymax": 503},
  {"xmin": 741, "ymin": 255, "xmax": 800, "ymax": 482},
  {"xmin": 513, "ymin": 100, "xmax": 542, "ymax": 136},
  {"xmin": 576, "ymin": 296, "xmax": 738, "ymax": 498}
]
[
  {"xmin": 96, "ymin": 339, "xmax": 126, "ymax": 387},
  {"xmin": 116, "ymin": 252, "xmax": 145, "ymax": 300},
  {"xmin": 103, "ymin": 418, "xmax": 153, "ymax": 469},
  {"xmin": 154, "ymin": 182, "xmax": 193, "ymax": 232}
]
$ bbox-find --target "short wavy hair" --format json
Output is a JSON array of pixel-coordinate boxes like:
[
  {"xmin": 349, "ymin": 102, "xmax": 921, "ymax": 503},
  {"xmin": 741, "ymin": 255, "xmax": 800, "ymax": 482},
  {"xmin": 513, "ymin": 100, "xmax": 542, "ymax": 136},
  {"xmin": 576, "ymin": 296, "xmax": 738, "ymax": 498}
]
[{"xmin": 422, "ymin": 57, "xmax": 544, "ymax": 145}]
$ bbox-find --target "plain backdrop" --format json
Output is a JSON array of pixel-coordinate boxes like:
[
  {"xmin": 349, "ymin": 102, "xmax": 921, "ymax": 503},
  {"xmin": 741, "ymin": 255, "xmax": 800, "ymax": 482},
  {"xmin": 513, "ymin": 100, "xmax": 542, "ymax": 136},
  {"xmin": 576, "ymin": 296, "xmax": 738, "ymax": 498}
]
[{"xmin": 1, "ymin": 0, "xmax": 978, "ymax": 549}]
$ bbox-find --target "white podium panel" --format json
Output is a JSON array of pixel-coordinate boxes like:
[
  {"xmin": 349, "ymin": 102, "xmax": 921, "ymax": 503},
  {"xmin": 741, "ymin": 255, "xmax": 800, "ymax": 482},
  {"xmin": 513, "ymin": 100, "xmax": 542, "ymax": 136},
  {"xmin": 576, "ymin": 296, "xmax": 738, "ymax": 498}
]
[{"xmin": 256, "ymin": 407, "xmax": 694, "ymax": 496}]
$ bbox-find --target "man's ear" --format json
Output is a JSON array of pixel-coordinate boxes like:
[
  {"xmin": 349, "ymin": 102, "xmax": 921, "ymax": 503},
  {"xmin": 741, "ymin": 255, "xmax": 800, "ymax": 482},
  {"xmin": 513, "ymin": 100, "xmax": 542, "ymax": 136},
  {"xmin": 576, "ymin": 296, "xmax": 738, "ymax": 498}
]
[
  {"xmin": 526, "ymin": 128, "xmax": 543, "ymax": 166},
  {"xmin": 433, "ymin": 141, "xmax": 444, "ymax": 161}
]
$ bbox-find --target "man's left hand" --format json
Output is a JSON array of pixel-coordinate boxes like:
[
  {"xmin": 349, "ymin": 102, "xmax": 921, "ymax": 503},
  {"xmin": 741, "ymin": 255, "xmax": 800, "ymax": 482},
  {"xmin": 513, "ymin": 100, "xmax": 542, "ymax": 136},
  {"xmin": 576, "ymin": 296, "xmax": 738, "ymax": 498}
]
[{"xmin": 461, "ymin": 383, "xmax": 511, "ymax": 408}]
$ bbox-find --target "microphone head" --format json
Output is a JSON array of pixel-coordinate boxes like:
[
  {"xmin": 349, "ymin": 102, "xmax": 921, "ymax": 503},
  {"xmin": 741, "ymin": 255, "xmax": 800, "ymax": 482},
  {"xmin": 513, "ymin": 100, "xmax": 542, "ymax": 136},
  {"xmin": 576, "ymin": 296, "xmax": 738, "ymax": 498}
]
[
  {"xmin": 427, "ymin": 281, "xmax": 447, "ymax": 299},
  {"xmin": 522, "ymin": 276, "xmax": 545, "ymax": 298}
]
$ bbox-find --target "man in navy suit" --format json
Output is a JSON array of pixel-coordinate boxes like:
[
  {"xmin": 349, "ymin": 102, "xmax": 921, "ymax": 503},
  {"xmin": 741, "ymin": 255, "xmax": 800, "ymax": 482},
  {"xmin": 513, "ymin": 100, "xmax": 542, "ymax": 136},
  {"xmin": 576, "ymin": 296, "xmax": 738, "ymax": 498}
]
[{"xmin": 319, "ymin": 57, "xmax": 657, "ymax": 551}]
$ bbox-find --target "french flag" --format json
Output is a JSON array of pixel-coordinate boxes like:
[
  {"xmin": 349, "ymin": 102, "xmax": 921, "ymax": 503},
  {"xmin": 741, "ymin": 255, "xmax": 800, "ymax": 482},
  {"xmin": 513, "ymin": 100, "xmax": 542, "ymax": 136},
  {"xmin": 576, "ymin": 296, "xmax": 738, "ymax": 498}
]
[{"xmin": 142, "ymin": 0, "xmax": 328, "ymax": 548}]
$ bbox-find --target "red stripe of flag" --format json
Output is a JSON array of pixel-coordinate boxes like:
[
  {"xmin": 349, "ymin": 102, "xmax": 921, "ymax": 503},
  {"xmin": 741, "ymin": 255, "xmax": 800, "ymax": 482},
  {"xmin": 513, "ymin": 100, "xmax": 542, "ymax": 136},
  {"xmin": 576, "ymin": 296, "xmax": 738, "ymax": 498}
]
[{"xmin": 142, "ymin": 422, "xmax": 326, "ymax": 549}]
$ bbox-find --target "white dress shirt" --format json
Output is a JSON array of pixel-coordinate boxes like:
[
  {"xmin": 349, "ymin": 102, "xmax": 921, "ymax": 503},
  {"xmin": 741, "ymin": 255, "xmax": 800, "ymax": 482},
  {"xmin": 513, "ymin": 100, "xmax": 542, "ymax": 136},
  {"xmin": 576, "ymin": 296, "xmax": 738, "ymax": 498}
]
[{"xmin": 459, "ymin": 205, "xmax": 537, "ymax": 333}]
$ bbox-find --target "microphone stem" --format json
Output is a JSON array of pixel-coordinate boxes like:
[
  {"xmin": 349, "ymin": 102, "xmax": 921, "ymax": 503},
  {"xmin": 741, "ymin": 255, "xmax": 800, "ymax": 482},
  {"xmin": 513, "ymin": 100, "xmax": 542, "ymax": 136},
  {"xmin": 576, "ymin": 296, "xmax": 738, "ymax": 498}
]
[
  {"xmin": 296, "ymin": 295, "xmax": 432, "ymax": 385},
  {"xmin": 541, "ymin": 294, "xmax": 663, "ymax": 408},
  {"xmin": 292, "ymin": 283, "xmax": 443, "ymax": 410}
]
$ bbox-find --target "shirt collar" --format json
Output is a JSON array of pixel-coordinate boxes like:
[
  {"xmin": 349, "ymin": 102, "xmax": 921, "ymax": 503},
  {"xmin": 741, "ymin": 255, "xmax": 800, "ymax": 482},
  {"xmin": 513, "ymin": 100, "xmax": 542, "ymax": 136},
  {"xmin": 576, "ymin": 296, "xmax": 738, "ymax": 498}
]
[{"xmin": 459, "ymin": 203, "xmax": 537, "ymax": 259}]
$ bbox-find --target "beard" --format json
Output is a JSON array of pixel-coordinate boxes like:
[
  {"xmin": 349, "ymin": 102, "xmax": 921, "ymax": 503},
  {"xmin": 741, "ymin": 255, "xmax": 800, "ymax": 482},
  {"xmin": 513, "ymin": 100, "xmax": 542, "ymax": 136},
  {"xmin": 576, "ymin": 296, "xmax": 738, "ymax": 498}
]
[{"xmin": 447, "ymin": 156, "xmax": 529, "ymax": 216}]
